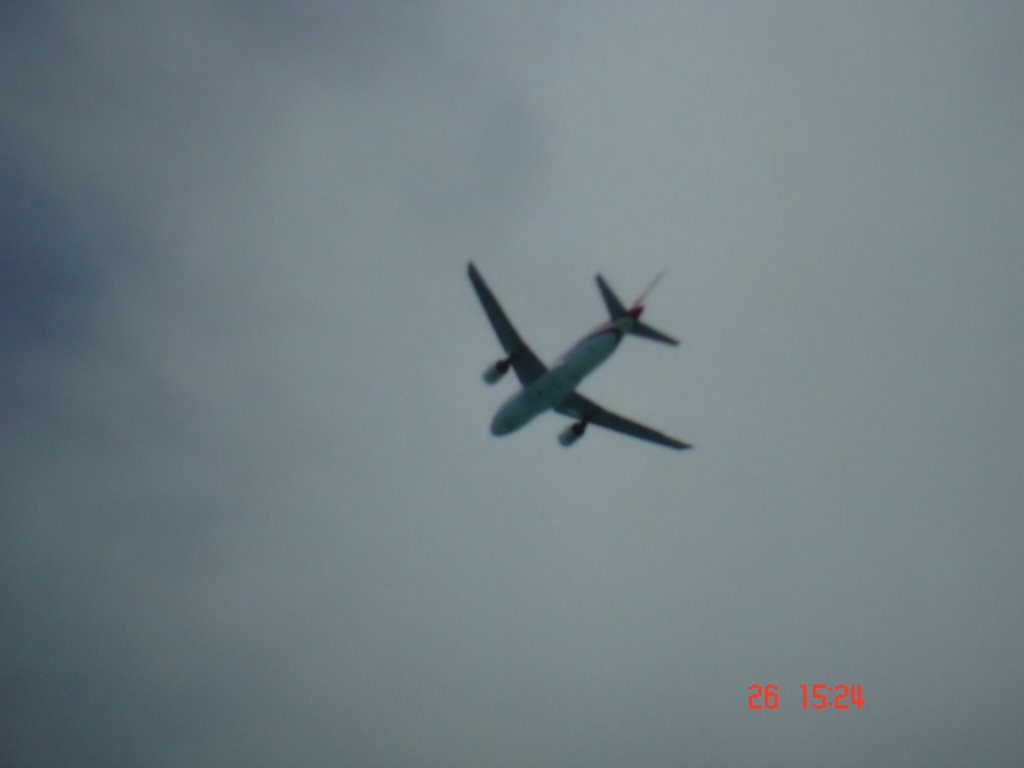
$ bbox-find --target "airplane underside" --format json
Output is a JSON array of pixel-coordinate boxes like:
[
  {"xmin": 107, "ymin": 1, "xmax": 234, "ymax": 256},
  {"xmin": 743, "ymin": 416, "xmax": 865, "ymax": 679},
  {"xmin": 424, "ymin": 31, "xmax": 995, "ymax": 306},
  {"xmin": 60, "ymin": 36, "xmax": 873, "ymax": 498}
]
[
  {"xmin": 468, "ymin": 262, "xmax": 691, "ymax": 451},
  {"xmin": 491, "ymin": 328, "xmax": 622, "ymax": 436}
]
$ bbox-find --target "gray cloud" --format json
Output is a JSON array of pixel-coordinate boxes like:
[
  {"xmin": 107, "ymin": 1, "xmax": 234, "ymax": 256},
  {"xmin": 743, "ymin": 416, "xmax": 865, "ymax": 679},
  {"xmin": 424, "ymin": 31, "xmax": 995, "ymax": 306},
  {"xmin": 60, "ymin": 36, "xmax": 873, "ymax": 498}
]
[{"xmin": 2, "ymin": 2, "xmax": 1023, "ymax": 766}]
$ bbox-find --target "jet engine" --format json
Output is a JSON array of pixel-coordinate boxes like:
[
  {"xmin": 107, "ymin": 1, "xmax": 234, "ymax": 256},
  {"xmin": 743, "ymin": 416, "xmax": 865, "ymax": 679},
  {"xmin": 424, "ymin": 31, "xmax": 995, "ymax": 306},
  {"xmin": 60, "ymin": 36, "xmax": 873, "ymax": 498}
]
[
  {"xmin": 558, "ymin": 421, "xmax": 586, "ymax": 447},
  {"xmin": 482, "ymin": 358, "xmax": 511, "ymax": 384}
]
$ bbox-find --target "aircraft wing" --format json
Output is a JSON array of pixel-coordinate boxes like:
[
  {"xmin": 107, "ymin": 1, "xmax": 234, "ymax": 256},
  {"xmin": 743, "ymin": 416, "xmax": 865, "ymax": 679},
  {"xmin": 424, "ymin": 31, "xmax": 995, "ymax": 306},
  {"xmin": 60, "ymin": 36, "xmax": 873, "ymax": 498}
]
[
  {"xmin": 467, "ymin": 262, "xmax": 547, "ymax": 386},
  {"xmin": 556, "ymin": 392, "xmax": 691, "ymax": 450}
]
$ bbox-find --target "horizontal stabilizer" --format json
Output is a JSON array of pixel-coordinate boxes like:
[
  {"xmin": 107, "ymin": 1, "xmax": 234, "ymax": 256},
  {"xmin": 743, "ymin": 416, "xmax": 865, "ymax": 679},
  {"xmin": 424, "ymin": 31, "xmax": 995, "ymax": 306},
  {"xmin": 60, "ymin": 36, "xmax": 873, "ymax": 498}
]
[
  {"xmin": 596, "ymin": 274, "xmax": 627, "ymax": 319},
  {"xmin": 632, "ymin": 321, "xmax": 679, "ymax": 346}
]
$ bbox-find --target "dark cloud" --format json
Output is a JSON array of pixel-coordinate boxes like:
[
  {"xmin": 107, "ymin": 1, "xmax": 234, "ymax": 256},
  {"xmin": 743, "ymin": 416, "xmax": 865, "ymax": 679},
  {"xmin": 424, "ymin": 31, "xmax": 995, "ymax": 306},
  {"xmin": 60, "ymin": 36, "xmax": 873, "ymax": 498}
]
[{"xmin": 0, "ymin": 158, "xmax": 98, "ymax": 352}]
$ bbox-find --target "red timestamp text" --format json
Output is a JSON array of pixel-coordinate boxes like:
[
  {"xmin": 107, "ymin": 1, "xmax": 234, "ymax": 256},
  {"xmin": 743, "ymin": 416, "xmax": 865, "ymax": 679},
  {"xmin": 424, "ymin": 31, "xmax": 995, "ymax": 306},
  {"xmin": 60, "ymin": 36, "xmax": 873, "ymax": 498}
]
[{"xmin": 747, "ymin": 684, "xmax": 863, "ymax": 710}]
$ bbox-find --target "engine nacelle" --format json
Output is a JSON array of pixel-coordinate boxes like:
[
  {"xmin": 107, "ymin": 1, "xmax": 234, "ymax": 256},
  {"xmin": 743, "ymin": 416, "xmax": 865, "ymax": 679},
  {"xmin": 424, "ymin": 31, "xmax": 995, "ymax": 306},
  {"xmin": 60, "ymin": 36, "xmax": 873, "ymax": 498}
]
[
  {"xmin": 558, "ymin": 421, "xmax": 586, "ymax": 447},
  {"xmin": 482, "ymin": 358, "xmax": 511, "ymax": 384}
]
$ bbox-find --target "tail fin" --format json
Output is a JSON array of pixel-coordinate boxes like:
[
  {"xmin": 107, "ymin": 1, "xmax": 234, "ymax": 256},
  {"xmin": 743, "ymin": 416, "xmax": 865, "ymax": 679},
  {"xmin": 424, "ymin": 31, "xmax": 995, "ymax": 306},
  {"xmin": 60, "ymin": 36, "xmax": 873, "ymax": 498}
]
[{"xmin": 595, "ymin": 272, "xmax": 680, "ymax": 346}]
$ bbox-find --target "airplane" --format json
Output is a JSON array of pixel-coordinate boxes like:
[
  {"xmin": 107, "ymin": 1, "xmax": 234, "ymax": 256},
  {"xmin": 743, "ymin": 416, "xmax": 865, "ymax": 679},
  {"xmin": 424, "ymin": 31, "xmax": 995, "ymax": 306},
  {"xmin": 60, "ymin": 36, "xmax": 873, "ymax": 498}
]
[{"xmin": 467, "ymin": 262, "xmax": 691, "ymax": 451}]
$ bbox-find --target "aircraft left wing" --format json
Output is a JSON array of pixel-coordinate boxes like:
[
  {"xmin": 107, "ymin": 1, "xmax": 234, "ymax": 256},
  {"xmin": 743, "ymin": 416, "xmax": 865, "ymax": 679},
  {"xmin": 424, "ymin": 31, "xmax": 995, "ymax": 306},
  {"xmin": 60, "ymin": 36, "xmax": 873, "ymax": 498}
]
[
  {"xmin": 467, "ymin": 262, "xmax": 547, "ymax": 385},
  {"xmin": 556, "ymin": 392, "xmax": 691, "ymax": 450}
]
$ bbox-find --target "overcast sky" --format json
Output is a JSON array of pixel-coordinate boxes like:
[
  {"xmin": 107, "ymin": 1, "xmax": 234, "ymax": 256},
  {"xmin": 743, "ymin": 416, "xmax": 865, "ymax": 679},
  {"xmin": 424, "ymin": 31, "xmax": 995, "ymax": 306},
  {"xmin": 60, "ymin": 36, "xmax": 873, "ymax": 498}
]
[{"xmin": 3, "ymin": 2, "xmax": 1023, "ymax": 766}]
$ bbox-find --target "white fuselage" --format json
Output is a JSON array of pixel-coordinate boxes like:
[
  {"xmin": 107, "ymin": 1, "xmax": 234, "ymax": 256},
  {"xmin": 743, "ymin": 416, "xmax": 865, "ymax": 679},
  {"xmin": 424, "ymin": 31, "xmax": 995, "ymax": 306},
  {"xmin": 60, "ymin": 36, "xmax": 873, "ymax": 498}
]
[{"xmin": 490, "ymin": 317, "xmax": 633, "ymax": 435}]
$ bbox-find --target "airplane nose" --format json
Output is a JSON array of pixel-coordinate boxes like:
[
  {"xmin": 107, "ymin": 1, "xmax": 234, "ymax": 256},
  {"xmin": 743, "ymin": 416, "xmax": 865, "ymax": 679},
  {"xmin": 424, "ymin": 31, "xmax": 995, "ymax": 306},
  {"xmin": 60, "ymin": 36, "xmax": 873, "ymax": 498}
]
[
  {"xmin": 491, "ymin": 397, "xmax": 524, "ymax": 436},
  {"xmin": 490, "ymin": 410, "xmax": 514, "ymax": 435}
]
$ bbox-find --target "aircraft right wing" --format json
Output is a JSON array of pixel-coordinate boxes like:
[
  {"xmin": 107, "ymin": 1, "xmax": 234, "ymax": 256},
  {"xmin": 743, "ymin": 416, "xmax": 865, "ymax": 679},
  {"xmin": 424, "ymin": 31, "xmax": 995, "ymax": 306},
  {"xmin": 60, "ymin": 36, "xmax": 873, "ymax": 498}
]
[
  {"xmin": 467, "ymin": 262, "xmax": 547, "ymax": 386},
  {"xmin": 556, "ymin": 392, "xmax": 691, "ymax": 450}
]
